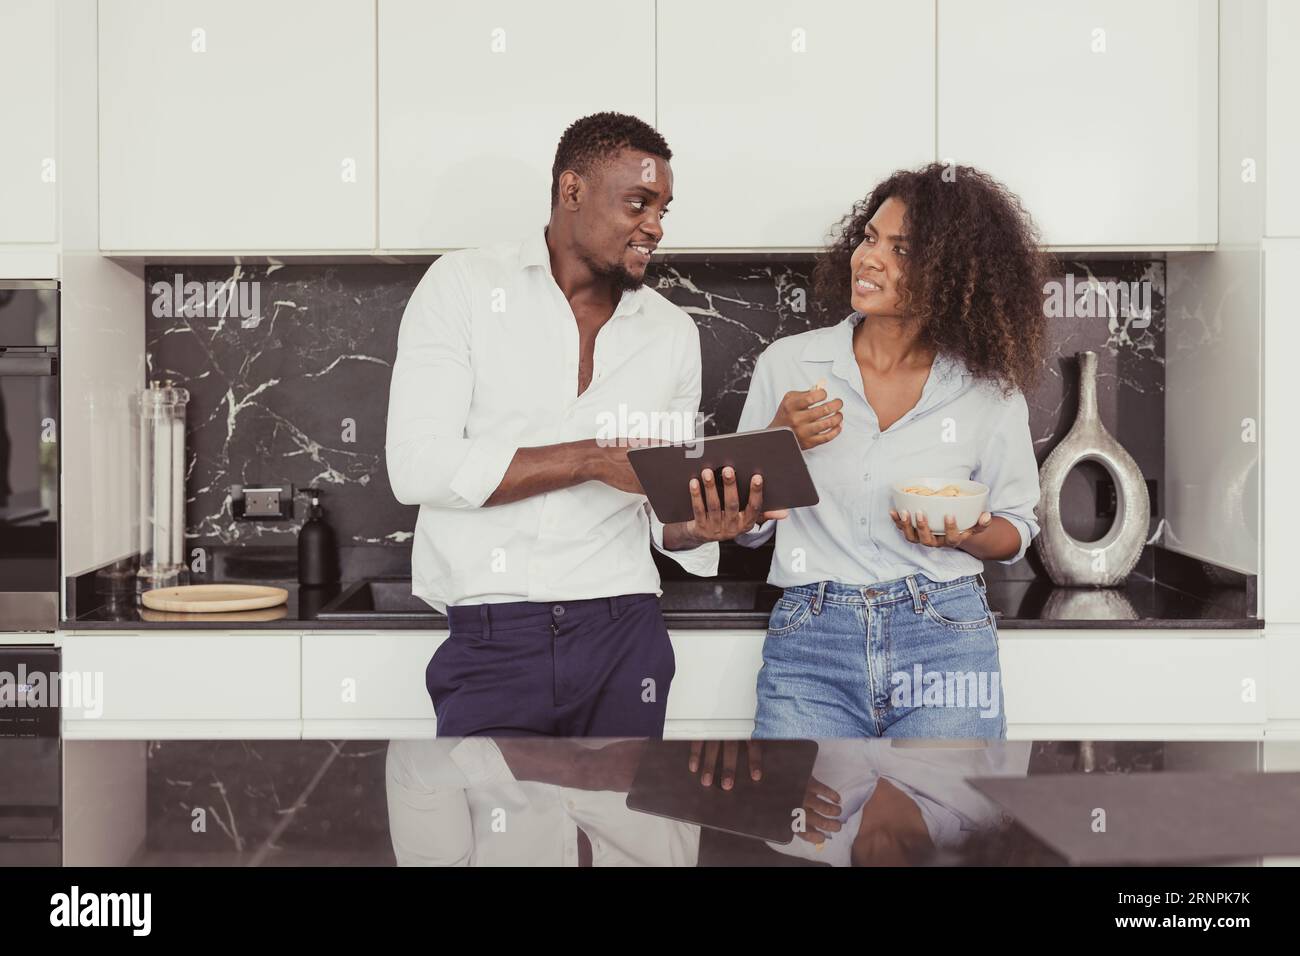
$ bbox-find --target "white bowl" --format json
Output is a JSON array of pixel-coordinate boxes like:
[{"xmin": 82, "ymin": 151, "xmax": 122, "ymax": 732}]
[{"xmin": 890, "ymin": 477, "xmax": 990, "ymax": 534}]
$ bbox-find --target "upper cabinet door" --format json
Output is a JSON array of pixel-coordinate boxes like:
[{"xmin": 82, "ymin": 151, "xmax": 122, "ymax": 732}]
[
  {"xmin": 378, "ymin": 0, "xmax": 655, "ymax": 251},
  {"xmin": 99, "ymin": 0, "xmax": 375, "ymax": 252},
  {"xmin": 656, "ymin": 0, "xmax": 936, "ymax": 251},
  {"xmin": 938, "ymin": 0, "xmax": 1217, "ymax": 247},
  {"xmin": 1266, "ymin": 0, "xmax": 1300, "ymax": 238},
  {"xmin": 0, "ymin": 0, "xmax": 58, "ymax": 244}
]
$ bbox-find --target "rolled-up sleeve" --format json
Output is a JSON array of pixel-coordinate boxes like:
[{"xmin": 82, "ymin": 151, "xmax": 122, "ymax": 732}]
[
  {"xmin": 974, "ymin": 390, "xmax": 1041, "ymax": 564},
  {"xmin": 649, "ymin": 318, "xmax": 720, "ymax": 576},
  {"xmin": 385, "ymin": 255, "xmax": 518, "ymax": 509},
  {"xmin": 733, "ymin": 348, "xmax": 779, "ymax": 549}
]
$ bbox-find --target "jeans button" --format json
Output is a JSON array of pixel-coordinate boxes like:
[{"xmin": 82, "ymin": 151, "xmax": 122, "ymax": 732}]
[{"xmin": 552, "ymin": 604, "xmax": 565, "ymax": 617}]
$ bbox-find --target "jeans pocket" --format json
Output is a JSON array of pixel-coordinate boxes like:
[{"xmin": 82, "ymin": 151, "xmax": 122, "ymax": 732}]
[
  {"xmin": 921, "ymin": 582, "xmax": 993, "ymax": 631},
  {"xmin": 767, "ymin": 592, "xmax": 814, "ymax": 637}
]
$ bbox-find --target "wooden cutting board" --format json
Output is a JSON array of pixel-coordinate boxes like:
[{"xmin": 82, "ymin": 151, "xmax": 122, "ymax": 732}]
[
  {"xmin": 140, "ymin": 583, "xmax": 289, "ymax": 613},
  {"xmin": 140, "ymin": 605, "xmax": 289, "ymax": 623}
]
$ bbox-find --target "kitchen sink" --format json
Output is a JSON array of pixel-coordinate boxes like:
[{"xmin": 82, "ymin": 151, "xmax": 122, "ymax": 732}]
[
  {"xmin": 316, "ymin": 578, "xmax": 444, "ymax": 621},
  {"xmin": 656, "ymin": 579, "xmax": 773, "ymax": 611}
]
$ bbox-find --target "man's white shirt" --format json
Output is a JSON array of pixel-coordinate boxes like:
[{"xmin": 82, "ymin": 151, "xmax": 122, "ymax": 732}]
[{"xmin": 386, "ymin": 228, "xmax": 718, "ymax": 612}]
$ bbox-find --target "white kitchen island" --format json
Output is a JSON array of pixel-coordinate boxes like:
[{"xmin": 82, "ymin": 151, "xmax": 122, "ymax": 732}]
[{"xmin": 46, "ymin": 624, "xmax": 1290, "ymax": 742}]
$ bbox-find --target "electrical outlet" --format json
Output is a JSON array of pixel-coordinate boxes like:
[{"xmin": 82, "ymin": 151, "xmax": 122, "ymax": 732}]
[
  {"xmin": 233, "ymin": 484, "xmax": 292, "ymax": 520},
  {"xmin": 245, "ymin": 490, "xmax": 281, "ymax": 516}
]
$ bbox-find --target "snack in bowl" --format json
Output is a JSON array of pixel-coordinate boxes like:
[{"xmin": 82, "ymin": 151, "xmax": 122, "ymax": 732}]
[
  {"xmin": 901, "ymin": 484, "xmax": 971, "ymax": 497},
  {"xmin": 891, "ymin": 477, "xmax": 990, "ymax": 534}
]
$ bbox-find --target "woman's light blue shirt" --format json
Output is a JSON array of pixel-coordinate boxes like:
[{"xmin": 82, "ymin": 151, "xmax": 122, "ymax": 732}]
[{"xmin": 736, "ymin": 314, "xmax": 1041, "ymax": 586}]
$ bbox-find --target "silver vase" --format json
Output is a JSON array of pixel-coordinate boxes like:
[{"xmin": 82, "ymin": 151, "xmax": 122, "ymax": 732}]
[{"xmin": 1034, "ymin": 351, "xmax": 1150, "ymax": 586}]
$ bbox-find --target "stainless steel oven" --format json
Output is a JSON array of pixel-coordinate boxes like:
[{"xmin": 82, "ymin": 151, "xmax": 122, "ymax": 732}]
[
  {"xmin": 0, "ymin": 280, "xmax": 59, "ymax": 631},
  {"xmin": 0, "ymin": 646, "xmax": 61, "ymax": 865}
]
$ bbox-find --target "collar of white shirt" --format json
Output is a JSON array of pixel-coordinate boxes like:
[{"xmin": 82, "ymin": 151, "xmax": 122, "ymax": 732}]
[
  {"xmin": 800, "ymin": 313, "xmax": 969, "ymax": 415},
  {"xmin": 517, "ymin": 226, "xmax": 648, "ymax": 322}
]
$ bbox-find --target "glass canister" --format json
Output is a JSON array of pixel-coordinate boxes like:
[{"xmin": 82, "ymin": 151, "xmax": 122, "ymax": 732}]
[{"xmin": 137, "ymin": 379, "xmax": 190, "ymax": 580}]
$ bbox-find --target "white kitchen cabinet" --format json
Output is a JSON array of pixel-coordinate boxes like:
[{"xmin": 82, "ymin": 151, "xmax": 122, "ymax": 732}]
[
  {"xmin": 999, "ymin": 630, "xmax": 1266, "ymax": 739},
  {"xmin": 301, "ymin": 630, "xmax": 439, "ymax": 738},
  {"xmin": 60, "ymin": 631, "xmax": 301, "ymax": 738},
  {"xmin": 1266, "ymin": 0, "xmax": 1300, "ymax": 237},
  {"xmin": 1262, "ymin": 238, "xmax": 1300, "ymax": 625},
  {"xmin": 98, "ymin": 0, "xmax": 375, "ymax": 252},
  {"xmin": 0, "ymin": 0, "xmax": 58, "ymax": 244},
  {"xmin": 665, "ymin": 627, "xmax": 1268, "ymax": 740},
  {"xmin": 1266, "ymin": 629, "xmax": 1300, "ymax": 732},
  {"xmin": 378, "ymin": 0, "xmax": 655, "ymax": 251},
  {"xmin": 937, "ymin": 0, "xmax": 1217, "ymax": 247},
  {"xmin": 655, "ymin": 0, "xmax": 936, "ymax": 250}
]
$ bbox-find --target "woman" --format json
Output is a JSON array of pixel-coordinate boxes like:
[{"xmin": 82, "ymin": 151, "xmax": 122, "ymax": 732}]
[{"xmin": 735, "ymin": 163, "xmax": 1049, "ymax": 739}]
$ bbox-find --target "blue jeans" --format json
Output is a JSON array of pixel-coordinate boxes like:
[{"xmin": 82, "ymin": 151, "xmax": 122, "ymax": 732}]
[{"xmin": 753, "ymin": 573, "xmax": 1006, "ymax": 739}]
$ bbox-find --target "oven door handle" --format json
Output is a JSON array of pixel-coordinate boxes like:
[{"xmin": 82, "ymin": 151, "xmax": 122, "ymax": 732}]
[{"xmin": 0, "ymin": 352, "xmax": 55, "ymax": 375}]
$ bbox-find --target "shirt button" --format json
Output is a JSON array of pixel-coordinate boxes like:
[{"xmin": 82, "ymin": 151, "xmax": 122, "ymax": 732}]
[
  {"xmin": 862, "ymin": 473, "xmax": 870, "ymax": 481},
  {"xmin": 859, "ymin": 518, "xmax": 867, "ymax": 526}
]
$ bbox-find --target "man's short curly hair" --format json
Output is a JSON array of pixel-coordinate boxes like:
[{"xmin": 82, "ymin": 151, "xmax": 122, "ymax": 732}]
[
  {"xmin": 550, "ymin": 112, "xmax": 672, "ymax": 207},
  {"xmin": 812, "ymin": 163, "xmax": 1052, "ymax": 396}
]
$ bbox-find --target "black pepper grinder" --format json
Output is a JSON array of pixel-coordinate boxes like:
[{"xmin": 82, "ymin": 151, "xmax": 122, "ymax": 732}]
[{"xmin": 298, "ymin": 486, "xmax": 339, "ymax": 585}]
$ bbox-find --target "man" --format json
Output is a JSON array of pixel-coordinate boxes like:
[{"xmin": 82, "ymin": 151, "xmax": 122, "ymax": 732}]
[{"xmin": 386, "ymin": 112, "xmax": 780, "ymax": 737}]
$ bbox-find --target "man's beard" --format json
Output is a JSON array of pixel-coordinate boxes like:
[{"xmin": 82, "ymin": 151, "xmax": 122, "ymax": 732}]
[{"xmin": 579, "ymin": 249, "xmax": 645, "ymax": 292}]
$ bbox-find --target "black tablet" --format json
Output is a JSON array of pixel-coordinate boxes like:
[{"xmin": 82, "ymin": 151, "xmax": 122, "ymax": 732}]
[
  {"xmin": 625, "ymin": 740, "xmax": 820, "ymax": 845},
  {"xmin": 626, "ymin": 427, "xmax": 820, "ymax": 525}
]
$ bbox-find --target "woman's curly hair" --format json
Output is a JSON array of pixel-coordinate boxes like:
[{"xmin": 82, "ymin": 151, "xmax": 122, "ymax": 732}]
[{"xmin": 812, "ymin": 163, "xmax": 1051, "ymax": 396}]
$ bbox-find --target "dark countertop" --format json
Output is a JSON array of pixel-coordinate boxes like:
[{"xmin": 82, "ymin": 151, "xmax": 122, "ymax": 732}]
[{"xmin": 64, "ymin": 543, "xmax": 1260, "ymax": 631}]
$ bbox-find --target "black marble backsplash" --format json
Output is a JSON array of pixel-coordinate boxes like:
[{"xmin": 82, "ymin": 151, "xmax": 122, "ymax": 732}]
[{"xmin": 144, "ymin": 257, "xmax": 1164, "ymax": 553}]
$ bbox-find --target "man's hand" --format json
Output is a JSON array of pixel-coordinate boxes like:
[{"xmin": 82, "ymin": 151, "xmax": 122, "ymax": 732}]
[
  {"xmin": 686, "ymin": 740, "xmax": 764, "ymax": 790},
  {"xmin": 796, "ymin": 776, "xmax": 844, "ymax": 846},
  {"xmin": 769, "ymin": 383, "xmax": 843, "ymax": 450},
  {"xmin": 666, "ymin": 467, "xmax": 788, "ymax": 548}
]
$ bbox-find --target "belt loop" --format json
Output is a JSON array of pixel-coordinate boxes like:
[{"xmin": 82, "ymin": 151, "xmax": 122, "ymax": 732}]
[
  {"xmin": 976, "ymin": 571, "xmax": 987, "ymax": 593},
  {"xmin": 905, "ymin": 574, "xmax": 924, "ymax": 614},
  {"xmin": 609, "ymin": 596, "xmax": 622, "ymax": 620},
  {"xmin": 812, "ymin": 581, "xmax": 826, "ymax": 615},
  {"xmin": 479, "ymin": 603, "xmax": 492, "ymax": 641}
]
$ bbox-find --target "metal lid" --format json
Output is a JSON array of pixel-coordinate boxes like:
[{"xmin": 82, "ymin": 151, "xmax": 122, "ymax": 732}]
[{"xmin": 139, "ymin": 379, "xmax": 190, "ymax": 409}]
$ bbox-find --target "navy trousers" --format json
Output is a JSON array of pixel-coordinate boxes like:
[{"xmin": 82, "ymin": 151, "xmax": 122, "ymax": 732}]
[{"xmin": 426, "ymin": 593, "xmax": 676, "ymax": 737}]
